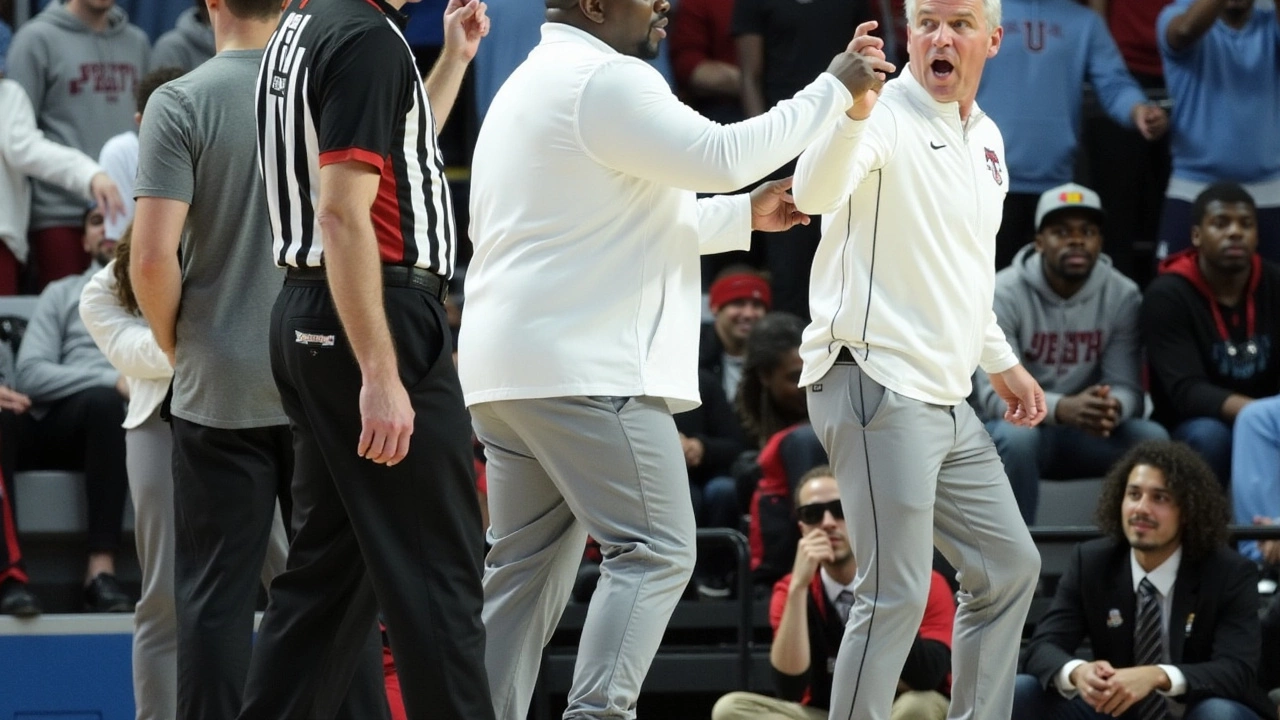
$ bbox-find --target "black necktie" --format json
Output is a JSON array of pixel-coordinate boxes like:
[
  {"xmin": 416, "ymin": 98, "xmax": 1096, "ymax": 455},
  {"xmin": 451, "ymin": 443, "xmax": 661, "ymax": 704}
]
[
  {"xmin": 1134, "ymin": 578, "xmax": 1170, "ymax": 720},
  {"xmin": 834, "ymin": 590, "xmax": 854, "ymax": 624}
]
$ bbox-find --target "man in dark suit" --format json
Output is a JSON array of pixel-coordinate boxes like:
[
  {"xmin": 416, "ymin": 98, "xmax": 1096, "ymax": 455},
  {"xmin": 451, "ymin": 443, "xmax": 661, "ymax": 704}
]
[{"xmin": 1015, "ymin": 440, "xmax": 1273, "ymax": 720}]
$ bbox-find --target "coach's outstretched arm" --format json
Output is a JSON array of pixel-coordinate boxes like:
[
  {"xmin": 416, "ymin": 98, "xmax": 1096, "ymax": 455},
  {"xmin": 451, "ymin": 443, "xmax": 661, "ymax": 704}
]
[
  {"xmin": 793, "ymin": 22, "xmax": 894, "ymax": 216},
  {"xmin": 577, "ymin": 46, "xmax": 890, "ymax": 195}
]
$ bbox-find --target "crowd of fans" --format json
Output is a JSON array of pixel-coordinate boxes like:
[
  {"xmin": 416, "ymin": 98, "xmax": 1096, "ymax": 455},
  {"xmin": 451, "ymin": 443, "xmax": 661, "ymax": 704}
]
[{"xmin": 0, "ymin": 0, "xmax": 1278, "ymax": 716}]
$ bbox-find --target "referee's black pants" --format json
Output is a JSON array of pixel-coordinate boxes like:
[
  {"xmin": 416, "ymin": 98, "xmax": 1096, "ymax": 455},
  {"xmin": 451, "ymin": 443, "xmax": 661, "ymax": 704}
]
[{"xmin": 238, "ymin": 277, "xmax": 494, "ymax": 720}]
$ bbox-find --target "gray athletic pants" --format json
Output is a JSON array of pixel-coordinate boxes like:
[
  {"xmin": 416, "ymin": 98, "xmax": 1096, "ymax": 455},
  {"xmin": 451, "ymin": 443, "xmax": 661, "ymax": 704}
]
[
  {"xmin": 471, "ymin": 396, "xmax": 697, "ymax": 720},
  {"xmin": 125, "ymin": 410, "xmax": 289, "ymax": 720},
  {"xmin": 807, "ymin": 360, "xmax": 1040, "ymax": 720}
]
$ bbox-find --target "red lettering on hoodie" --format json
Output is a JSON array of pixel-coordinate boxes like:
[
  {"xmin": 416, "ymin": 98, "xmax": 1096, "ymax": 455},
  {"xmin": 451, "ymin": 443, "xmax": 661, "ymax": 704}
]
[{"xmin": 68, "ymin": 63, "xmax": 139, "ymax": 99}]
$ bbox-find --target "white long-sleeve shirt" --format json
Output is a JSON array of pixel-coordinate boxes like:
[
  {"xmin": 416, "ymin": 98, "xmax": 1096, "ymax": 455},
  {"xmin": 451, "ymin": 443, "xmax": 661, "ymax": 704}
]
[
  {"xmin": 79, "ymin": 262, "xmax": 172, "ymax": 430},
  {"xmin": 460, "ymin": 23, "xmax": 853, "ymax": 412},
  {"xmin": 0, "ymin": 79, "xmax": 100, "ymax": 263},
  {"xmin": 794, "ymin": 70, "xmax": 1018, "ymax": 406}
]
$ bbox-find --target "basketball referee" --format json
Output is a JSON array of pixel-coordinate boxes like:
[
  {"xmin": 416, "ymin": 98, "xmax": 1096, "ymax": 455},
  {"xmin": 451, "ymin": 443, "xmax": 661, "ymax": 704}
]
[{"xmin": 236, "ymin": 0, "xmax": 495, "ymax": 718}]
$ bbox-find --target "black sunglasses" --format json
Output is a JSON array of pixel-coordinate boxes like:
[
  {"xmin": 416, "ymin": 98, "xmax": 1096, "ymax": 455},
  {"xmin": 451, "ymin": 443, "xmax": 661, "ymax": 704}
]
[{"xmin": 796, "ymin": 499, "xmax": 844, "ymax": 525}]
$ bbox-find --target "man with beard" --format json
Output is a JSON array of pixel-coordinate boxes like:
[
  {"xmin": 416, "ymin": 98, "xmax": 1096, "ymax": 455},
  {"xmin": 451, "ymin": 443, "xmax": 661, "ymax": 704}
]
[
  {"xmin": 973, "ymin": 182, "xmax": 1169, "ymax": 525},
  {"xmin": 460, "ymin": 0, "xmax": 892, "ymax": 716},
  {"xmin": 712, "ymin": 466, "xmax": 954, "ymax": 720},
  {"xmin": 1142, "ymin": 183, "xmax": 1280, "ymax": 485},
  {"xmin": 1015, "ymin": 440, "xmax": 1274, "ymax": 720}
]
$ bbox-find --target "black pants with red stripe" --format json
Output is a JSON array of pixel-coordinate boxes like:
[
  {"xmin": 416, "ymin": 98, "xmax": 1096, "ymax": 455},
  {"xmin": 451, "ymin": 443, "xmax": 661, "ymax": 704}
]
[
  {"xmin": 0, "ymin": 410, "xmax": 26, "ymax": 584},
  {"xmin": 238, "ymin": 277, "xmax": 494, "ymax": 720}
]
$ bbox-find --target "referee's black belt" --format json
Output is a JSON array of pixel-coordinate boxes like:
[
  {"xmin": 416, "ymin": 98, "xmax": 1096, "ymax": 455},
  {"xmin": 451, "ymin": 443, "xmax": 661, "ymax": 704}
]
[{"xmin": 285, "ymin": 265, "xmax": 448, "ymax": 302}]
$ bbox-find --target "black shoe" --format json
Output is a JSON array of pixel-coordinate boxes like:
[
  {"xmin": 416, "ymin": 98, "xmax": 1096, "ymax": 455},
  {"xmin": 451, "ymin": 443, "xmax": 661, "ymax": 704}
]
[
  {"xmin": 0, "ymin": 579, "xmax": 41, "ymax": 617},
  {"xmin": 83, "ymin": 573, "xmax": 135, "ymax": 613}
]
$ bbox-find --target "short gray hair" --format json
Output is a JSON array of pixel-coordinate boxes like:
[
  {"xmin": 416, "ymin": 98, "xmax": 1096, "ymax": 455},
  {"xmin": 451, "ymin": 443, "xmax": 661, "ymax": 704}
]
[{"xmin": 904, "ymin": 0, "xmax": 1002, "ymax": 32}]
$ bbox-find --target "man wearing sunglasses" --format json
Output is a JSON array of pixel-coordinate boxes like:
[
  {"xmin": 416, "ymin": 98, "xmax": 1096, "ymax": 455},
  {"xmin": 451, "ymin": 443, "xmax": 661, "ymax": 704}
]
[{"xmin": 712, "ymin": 466, "xmax": 955, "ymax": 720}]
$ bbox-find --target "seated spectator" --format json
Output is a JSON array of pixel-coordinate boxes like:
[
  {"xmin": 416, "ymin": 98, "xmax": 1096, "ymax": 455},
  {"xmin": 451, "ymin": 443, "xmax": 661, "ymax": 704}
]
[
  {"xmin": 1229, "ymin": 395, "xmax": 1280, "ymax": 566},
  {"xmin": 979, "ymin": 0, "xmax": 1166, "ymax": 269},
  {"xmin": 713, "ymin": 465, "xmax": 954, "ymax": 720},
  {"xmin": 1156, "ymin": 0, "xmax": 1280, "ymax": 263},
  {"xmin": 150, "ymin": 0, "xmax": 215, "ymax": 72},
  {"xmin": 1142, "ymin": 183, "xmax": 1280, "ymax": 485},
  {"xmin": 0, "ymin": 77, "xmax": 122, "ymax": 294},
  {"xmin": 738, "ymin": 312, "xmax": 828, "ymax": 587},
  {"xmin": 13, "ymin": 203, "xmax": 133, "ymax": 612},
  {"xmin": 0, "ymin": 338, "xmax": 37, "ymax": 616},
  {"xmin": 97, "ymin": 67, "xmax": 187, "ymax": 247},
  {"xmin": 1015, "ymin": 440, "xmax": 1275, "ymax": 720},
  {"xmin": 675, "ymin": 368, "xmax": 748, "ymax": 597},
  {"xmin": 702, "ymin": 268, "xmax": 772, "ymax": 409},
  {"xmin": 974, "ymin": 183, "xmax": 1169, "ymax": 524},
  {"xmin": 669, "ymin": 0, "xmax": 743, "ymax": 124}
]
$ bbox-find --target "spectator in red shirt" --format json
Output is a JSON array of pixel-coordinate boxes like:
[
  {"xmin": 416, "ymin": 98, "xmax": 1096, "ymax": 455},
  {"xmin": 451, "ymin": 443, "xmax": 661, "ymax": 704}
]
[{"xmin": 713, "ymin": 465, "xmax": 954, "ymax": 720}]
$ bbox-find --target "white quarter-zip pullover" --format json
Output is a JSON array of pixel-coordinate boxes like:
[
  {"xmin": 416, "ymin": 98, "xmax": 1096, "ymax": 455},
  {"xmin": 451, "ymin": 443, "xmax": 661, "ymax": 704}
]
[{"xmin": 794, "ymin": 70, "xmax": 1018, "ymax": 406}]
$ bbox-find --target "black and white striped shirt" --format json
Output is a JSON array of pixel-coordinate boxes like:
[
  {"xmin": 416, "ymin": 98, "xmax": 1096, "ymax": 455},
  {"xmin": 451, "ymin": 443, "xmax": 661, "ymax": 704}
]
[{"xmin": 255, "ymin": 0, "xmax": 456, "ymax": 275}]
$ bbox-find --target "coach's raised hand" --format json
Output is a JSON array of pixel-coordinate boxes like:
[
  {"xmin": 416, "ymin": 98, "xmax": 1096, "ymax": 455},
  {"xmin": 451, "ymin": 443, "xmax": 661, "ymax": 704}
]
[{"xmin": 825, "ymin": 21, "xmax": 896, "ymax": 121}]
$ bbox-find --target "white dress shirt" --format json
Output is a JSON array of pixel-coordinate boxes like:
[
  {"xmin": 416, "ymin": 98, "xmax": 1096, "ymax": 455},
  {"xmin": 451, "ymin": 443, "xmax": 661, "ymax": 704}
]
[
  {"xmin": 1055, "ymin": 547, "xmax": 1188, "ymax": 704},
  {"xmin": 793, "ymin": 71, "xmax": 1017, "ymax": 406},
  {"xmin": 820, "ymin": 566, "xmax": 857, "ymax": 605},
  {"xmin": 460, "ymin": 23, "xmax": 853, "ymax": 412}
]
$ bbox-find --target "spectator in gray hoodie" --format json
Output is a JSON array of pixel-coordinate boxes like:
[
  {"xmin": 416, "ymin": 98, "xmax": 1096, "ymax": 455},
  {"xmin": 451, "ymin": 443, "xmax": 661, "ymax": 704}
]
[
  {"xmin": 151, "ymin": 0, "xmax": 214, "ymax": 72},
  {"xmin": 14, "ymin": 203, "xmax": 134, "ymax": 613},
  {"xmin": 973, "ymin": 183, "xmax": 1169, "ymax": 524},
  {"xmin": 6, "ymin": 0, "xmax": 149, "ymax": 290}
]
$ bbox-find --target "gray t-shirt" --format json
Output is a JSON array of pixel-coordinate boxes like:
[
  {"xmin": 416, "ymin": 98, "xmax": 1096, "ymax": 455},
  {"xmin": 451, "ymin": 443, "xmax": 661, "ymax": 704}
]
[{"xmin": 134, "ymin": 49, "xmax": 287, "ymax": 430}]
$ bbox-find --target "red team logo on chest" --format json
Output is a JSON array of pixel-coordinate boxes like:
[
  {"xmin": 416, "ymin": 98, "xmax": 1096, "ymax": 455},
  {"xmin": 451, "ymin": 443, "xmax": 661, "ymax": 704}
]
[{"xmin": 984, "ymin": 147, "xmax": 1003, "ymax": 186}]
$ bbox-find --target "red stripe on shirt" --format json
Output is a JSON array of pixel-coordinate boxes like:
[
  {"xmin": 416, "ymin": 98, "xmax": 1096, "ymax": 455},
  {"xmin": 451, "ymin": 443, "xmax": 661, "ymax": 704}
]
[
  {"xmin": 319, "ymin": 148, "xmax": 386, "ymax": 171},
  {"xmin": 372, "ymin": 157, "xmax": 405, "ymax": 264}
]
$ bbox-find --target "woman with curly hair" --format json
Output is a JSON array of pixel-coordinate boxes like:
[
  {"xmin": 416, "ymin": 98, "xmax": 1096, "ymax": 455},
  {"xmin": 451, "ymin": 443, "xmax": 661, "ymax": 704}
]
[{"xmin": 1017, "ymin": 439, "xmax": 1275, "ymax": 720}]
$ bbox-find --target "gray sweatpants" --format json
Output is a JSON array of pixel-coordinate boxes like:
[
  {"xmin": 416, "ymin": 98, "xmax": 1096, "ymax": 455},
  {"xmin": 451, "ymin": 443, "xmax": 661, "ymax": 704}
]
[
  {"xmin": 124, "ymin": 410, "xmax": 289, "ymax": 720},
  {"xmin": 807, "ymin": 361, "xmax": 1040, "ymax": 720},
  {"xmin": 471, "ymin": 396, "xmax": 697, "ymax": 720}
]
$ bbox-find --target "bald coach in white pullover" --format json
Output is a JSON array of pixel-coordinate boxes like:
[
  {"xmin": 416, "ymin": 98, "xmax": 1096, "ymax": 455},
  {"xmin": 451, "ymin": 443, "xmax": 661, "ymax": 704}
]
[
  {"xmin": 460, "ymin": 0, "xmax": 894, "ymax": 718},
  {"xmin": 793, "ymin": 1, "xmax": 1048, "ymax": 719}
]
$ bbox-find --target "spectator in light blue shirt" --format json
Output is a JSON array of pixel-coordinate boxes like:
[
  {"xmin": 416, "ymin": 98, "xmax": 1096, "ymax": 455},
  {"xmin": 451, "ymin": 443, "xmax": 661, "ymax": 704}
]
[
  {"xmin": 978, "ymin": 0, "xmax": 1167, "ymax": 270},
  {"xmin": 1157, "ymin": 0, "xmax": 1280, "ymax": 263}
]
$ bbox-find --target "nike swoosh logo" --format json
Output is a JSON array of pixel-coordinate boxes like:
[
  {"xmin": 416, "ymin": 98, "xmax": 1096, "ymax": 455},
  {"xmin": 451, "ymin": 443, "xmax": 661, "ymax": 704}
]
[{"xmin": 930, "ymin": 141, "xmax": 946, "ymax": 150}]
